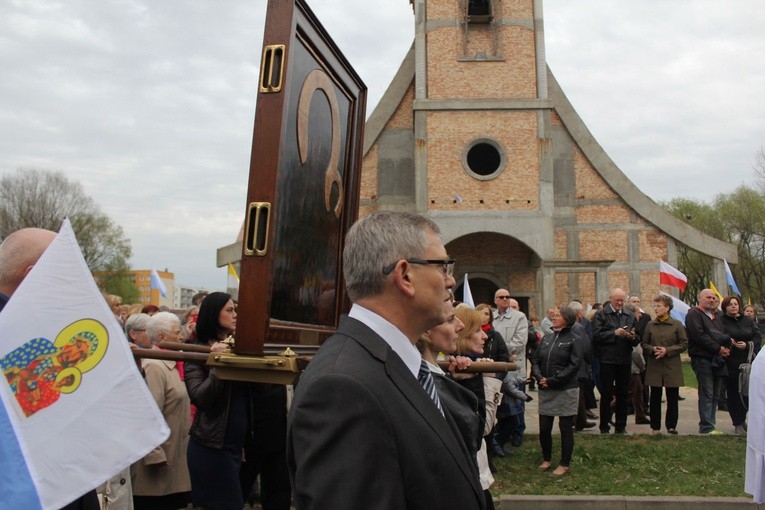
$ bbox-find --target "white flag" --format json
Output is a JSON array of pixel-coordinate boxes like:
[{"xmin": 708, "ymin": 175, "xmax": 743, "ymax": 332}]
[
  {"xmin": 150, "ymin": 268, "xmax": 167, "ymax": 298},
  {"xmin": 0, "ymin": 219, "xmax": 169, "ymax": 510},
  {"xmin": 462, "ymin": 273, "xmax": 475, "ymax": 308},
  {"xmin": 659, "ymin": 291, "xmax": 691, "ymax": 323}
]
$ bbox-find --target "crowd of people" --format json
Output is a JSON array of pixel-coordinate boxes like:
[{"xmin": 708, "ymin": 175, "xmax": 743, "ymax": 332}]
[
  {"xmin": 2, "ymin": 214, "xmax": 762, "ymax": 510},
  {"xmin": 95, "ymin": 290, "xmax": 291, "ymax": 510}
]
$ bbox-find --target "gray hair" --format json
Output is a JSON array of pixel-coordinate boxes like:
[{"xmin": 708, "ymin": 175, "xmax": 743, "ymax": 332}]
[
  {"xmin": 623, "ymin": 303, "xmax": 638, "ymax": 314},
  {"xmin": 146, "ymin": 311, "xmax": 180, "ymax": 344},
  {"xmin": 343, "ymin": 211, "xmax": 441, "ymax": 302},
  {"xmin": 567, "ymin": 300, "xmax": 583, "ymax": 313},
  {"xmin": 125, "ymin": 313, "xmax": 150, "ymax": 338}
]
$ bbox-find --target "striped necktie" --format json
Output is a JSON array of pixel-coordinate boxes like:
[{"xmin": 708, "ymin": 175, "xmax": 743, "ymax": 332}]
[{"xmin": 417, "ymin": 359, "xmax": 444, "ymax": 417}]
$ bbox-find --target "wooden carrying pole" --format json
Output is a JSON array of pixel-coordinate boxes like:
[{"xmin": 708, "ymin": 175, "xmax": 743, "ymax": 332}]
[{"xmin": 149, "ymin": 342, "xmax": 517, "ymax": 374}]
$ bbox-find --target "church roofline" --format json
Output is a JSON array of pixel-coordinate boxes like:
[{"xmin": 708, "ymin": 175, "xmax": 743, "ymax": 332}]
[
  {"xmin": 363, "ymin": 43, "xmax": 415, "ymax": 156},
  {"xmin": 359, "ymin": 41, "xmax": 738, "ymax": 264},
  {"xmin": 546, "ymin": 66, "xmax": 738, "ymax": 263}
]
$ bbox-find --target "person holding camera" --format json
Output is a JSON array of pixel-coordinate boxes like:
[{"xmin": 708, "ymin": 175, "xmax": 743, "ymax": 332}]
[{"xmin": 592, "ymin": 288, "xmax": 639, "ymax": 434}]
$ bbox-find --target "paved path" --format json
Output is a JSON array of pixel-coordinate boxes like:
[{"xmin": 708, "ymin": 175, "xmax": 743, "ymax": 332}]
[{"xmin": 523, "ymin": 385, "xmax": 741, "ymax": 436}]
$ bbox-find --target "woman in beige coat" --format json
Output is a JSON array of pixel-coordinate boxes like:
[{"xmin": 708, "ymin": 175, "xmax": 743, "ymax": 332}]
[
  {"xmin": 641, "ymin": 295, "xmax": 688, "ymax": 434},
  {"xmin": 132, "ymin": 312, "xmax": 191, "ymax": 510}
]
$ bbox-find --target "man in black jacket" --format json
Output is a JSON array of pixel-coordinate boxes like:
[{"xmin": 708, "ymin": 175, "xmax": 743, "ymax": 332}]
[
  {"xmin": 592, "ymin": 288, "xmax": 638, "ymax": 434},
  {"xmin": 686, "ymin": 288, "xmax": 730, "ymax": 434}
]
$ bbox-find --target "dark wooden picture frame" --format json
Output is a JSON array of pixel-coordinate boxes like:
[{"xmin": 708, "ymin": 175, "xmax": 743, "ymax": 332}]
[{"xmin": 234, "ymin": 0, "xmax": 367, "ymax": 355}]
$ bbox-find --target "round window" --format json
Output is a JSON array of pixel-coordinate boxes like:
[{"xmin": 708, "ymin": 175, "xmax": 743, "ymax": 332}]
[{"xmin": 462, "ymin": 138, "xmax": 505, "ymax": 180}]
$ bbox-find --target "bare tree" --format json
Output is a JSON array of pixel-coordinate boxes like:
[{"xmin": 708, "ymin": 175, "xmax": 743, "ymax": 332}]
[
  {"xmin": 754, "ymin": 146, "xmax": 765, "ymax": 191},
  {"xmin": 0, "ymin": 168, "xmax": 133, "ymax": 276}
]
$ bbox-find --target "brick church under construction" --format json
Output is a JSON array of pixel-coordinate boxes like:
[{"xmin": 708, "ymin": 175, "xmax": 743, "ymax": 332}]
[{"xmin": 219, "ymin": 0, "xmax": 737, "ymax": 318}]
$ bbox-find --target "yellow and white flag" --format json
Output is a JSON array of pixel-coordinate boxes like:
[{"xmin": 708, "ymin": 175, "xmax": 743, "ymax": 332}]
[{"xmin": 227, "ymin": 263, "xmax": 239, "ymax": 289}]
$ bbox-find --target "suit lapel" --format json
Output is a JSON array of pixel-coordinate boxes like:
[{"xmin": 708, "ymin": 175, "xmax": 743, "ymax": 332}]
[
  {"xmin": 385, "ymin": 357, "xmax": 483, "ymax": 499},
  {"xmin": 338, "ymin": 317, "xmax": 483, "ymax": 501}
]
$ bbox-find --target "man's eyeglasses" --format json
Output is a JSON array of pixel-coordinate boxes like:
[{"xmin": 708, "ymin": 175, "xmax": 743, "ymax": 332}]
[
  {"xmin": 382, "ymin": 258, "xmax": 456, "ymax": 277},
  {"xmin": 496, "ymin": 296, "xmax": 511, "ymax": 300}
]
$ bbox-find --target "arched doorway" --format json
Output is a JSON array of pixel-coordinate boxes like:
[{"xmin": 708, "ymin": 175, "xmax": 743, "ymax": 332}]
[{"xmin": 447, "ymin": 232, "xmax": 541, "ymax": 318}]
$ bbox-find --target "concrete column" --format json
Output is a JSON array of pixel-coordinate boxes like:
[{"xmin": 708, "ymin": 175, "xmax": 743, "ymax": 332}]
[
  {"xmin": 533, "ymin": 0, "xmax": 547, "ymax": 100},
  {"xmin": 596, "ymin": 267, "xmax": 609, "ymax": 304},
  {"xmin": 541, "ymin": 266, "xmax": 555, "ymax": 309},
  {"xmin": 712, "ymin": 258, "xmax": 727, "ymax": 296},
  {"xmin": 413, "ymin": 0, "xmax": 428, "ymax": 213}
]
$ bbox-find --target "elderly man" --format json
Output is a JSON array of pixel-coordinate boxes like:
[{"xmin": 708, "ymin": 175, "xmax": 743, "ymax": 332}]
[
  {"xmin": 686, "ymin": 288, "xmax": 730, "ymax": 434},
  {"xmin": 592, "ymin": 288, "xmax": 638, "ymax": 434},
  {"xmin": 492, "ymin": 291, "xmax": 529, "ymax": 379},
  {"xmin": 540, "ymin": 307, "xmax": 555, "ymax": 336},
  {"xmin": 132, "ymin": 311, "xmax": 191, "ymax": 509},
  {"xmin": 287, "ymin": 211, "xmax": 484, "ymax": 510},
  {"xmin": 492, "ymin": 291, "xmax": 529, "ymax": 450},
  {"xmin": 0, "ymin": 228, "xmax": 101, "ymax": 510}
]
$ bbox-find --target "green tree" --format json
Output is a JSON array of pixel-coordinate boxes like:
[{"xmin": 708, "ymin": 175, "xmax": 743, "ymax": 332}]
[
  {"xmin": 0, "ymin": 168, "xmax": 138, "ymax": 301},
  {"xmin": 662, "ymin": 198, "xmax": 719, "ymax": 302},
  {"xmin": 98, "ymin": 267, "xmax": 140, "ymax": 304},
  {"xmin": 663, "ymin": 186, "xmax": 765, "ymax": 306}
]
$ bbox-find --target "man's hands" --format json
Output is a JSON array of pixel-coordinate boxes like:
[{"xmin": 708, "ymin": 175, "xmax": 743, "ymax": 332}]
[{"xmin": 615, "ymin": 326, "xmax": 636, "ymax": 341}]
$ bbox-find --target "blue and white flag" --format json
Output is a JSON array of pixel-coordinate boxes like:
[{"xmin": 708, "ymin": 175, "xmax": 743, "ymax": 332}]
[
  {"xmin": 0, "ymin": 220, "xmax": 169, "ymax": 510},
  {"xmin": 724, "ymin": 259, "xmax": 742, "ymax": 296},
  {"xmin": 462, "ymin": 273, "xmax": 474, "ymax": 308},
  {"xmin": 150, "ymin": 268, "xmax": 167, "ymax": 298}
]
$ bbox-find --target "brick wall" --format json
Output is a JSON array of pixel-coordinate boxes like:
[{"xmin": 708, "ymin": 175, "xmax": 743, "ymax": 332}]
[{"xmin": 427, "ymin": 110, "xmax": 539, "ymax": 211}]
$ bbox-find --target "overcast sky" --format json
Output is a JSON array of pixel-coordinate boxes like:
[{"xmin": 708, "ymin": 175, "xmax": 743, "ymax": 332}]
[{"xmin": 1, "ymin": 1, "xmax": 763, "ymax": 290}]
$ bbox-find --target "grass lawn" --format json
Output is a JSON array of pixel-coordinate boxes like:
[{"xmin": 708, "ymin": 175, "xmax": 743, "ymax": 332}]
[
  {"xmin": 492, "ymin": 433, "xmax": 747, "ymax": 497},
  {"xmin": 682, "ymin": 360, "xmax": 698, "ymax": 389},
  {"xmin": 492, "ymin": 363, "xmax": 748, "ymax": 497}
]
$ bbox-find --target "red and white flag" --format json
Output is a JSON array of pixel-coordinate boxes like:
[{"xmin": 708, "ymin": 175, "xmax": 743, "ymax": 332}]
[{"xmin": 659, "ymin": 260, "xmax": 687, "ymax": 291}]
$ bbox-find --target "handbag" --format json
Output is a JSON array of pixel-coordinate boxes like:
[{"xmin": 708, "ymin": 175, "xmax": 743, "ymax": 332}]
[{"xmin": 739, "ymin": 341, "xmax": 755, "ymax": 398}]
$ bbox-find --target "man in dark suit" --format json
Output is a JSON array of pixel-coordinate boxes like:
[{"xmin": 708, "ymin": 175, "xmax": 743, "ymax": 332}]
[{"xmin": 287, "ymin": 211, "xmax": 485, "ymax": 510}]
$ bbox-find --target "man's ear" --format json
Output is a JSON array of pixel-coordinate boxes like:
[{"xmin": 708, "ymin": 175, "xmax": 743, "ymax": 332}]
[{"xmin": 392, "ymin": 260, "xmax": 416, "ymax": 298}]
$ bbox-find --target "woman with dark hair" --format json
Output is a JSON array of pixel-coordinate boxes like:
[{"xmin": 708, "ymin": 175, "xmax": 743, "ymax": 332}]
[
  {"xmin": 641, "ymin": 294, "xmax": 688, "ymax": 435},
  {"xmin": 184, "ymin": 292, "xmax": 243, "ymax": 510},
  {"xmin": 717, "ymin": 295, "xmax": 761, "ymax": 435},
  {"xmin": 185, "ymin": 292, "xmax": 291, "ymax": 510},
  {"xmin": 531, "ymin": 306, "xmax": 583, "ymax": 477}
]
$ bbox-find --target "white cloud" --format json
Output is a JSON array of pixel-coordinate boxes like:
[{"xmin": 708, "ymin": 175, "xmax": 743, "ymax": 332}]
[{"xmin": 1, "ymin": 0, "xmax": 762, "ymax": 289}]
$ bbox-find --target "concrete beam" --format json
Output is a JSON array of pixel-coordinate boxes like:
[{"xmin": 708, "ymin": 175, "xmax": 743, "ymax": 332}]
[{"xmin": 216, "ymin": 241, "xmax": 242, "ymax": 268}]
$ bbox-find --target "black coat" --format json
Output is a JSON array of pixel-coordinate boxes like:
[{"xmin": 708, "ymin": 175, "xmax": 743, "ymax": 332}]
[
  {"xmin": 592, "ymin": 304, "xmax": 638, "ymax": 364},
  {"xmin": 716, "ymin": 313, "xmax": 761, "ymax": 371},
  {"xmin": 482, "ymin": 326, "xmax": 509, "ymax": 380},
  {"xmin": 531, "ymin": 327, "xmax": 584, "ymax": 391},
  {"xmin": 686, "ymin": 307, "xmax": 729, "ymax": 360}
]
